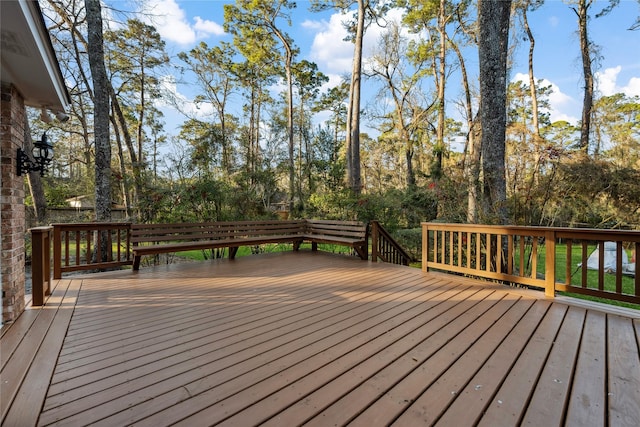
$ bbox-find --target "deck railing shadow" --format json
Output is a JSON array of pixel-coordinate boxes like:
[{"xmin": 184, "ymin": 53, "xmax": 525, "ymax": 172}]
[{"xmin": 422, "ymin": 222, "xmax": 640, "ymax": 305}]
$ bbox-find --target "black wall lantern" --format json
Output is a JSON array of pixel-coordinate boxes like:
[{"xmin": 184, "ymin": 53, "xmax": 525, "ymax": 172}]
[{"xmin": 17, "ymin": 133, "xmax": 54, "ymax": 176}]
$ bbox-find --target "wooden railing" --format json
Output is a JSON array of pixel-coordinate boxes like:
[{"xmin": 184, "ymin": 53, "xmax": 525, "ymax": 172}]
[
  {"xmin": 422, "ymin": 222, "xmax": 640, "ymax": 305},
  {"xmin": 51, "ymin": 222, "xmax": 133, "ymax": 279},
  {"xmin": 370, "ymin": 221, "xmax": 414, "ymax": 266}
]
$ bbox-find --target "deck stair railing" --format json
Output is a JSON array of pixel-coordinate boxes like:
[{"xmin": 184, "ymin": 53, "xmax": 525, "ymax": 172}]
[
  {"xmin": 370, "ymin": 220, "xmax": 414, "ymax": 266},
  {"xmin": 422, "ymin": 222, "xmax": 640, "ymax": 305}
]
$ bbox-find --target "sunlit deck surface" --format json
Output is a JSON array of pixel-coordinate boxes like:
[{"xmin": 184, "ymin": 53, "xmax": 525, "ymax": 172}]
[{"xmin": 2, "ymin": 251, "xmax": 640, "ymax": 426}]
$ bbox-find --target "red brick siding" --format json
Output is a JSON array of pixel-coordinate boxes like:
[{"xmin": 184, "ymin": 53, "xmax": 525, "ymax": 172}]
[{"xmin": 1, "ymin": 83, "xmax": 26, "ymax": 324}]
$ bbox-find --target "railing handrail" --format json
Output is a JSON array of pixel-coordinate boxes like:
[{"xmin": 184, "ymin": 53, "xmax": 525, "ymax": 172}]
[
  {"xmin": 422, "ymin": 222, "xmax": 640, "ymax": 305},
  {"xmin": 370, "ymin": 220, "xmax": 413, "ymax": 266},
  {"xmin": 424, "ymin": 222, "xmax": 640, "ymax": 239}
]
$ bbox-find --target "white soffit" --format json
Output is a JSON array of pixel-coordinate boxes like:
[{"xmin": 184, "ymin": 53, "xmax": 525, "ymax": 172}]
[{"xmin": 0, "ymin": 0, "xmax": 70, "ymax": 112}]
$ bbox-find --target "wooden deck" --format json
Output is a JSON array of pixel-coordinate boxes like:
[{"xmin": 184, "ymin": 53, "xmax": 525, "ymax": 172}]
[{"xmin": 2, "ymin": 251, "xmax": 640, "ymax": 426}]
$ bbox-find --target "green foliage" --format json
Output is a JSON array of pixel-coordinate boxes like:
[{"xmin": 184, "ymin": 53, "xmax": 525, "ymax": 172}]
[
  {"xmin": 551, "ymin": 158, "xmax": 640, "ymax": 227},
  {"xmin": 392, "ymin": 228, "xmax": 422, "ymax": 261},
  {"xmin": 401, "ymin": 186, "xmax": 438, "ymax": 227},
  {"xmin": 306, "ymin": 185, "xmax": 440, "ymax": 229},
  {"xmin": 140, "ymin": 178, "xmax": 229, "ymax": 223}
]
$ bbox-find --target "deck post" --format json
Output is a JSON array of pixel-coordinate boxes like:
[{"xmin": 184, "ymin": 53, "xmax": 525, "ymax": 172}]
[
  {"xmin": 52, "ymin": 224, "xmax": 62, "ymax": 279},
  {"xmin": 371, "ymin": 221, "xmax": 379, "ymax": 262},
  {"xmin": 422, "ymin": 223, "xmax": 428, "ymax": 272},
  {"xmin": 544, "ymin": 229, "xmax": 556, "ymax": 298},
  {"xmin": 30, "ymin": 226, "xmax": 53, "ymax": 306}
]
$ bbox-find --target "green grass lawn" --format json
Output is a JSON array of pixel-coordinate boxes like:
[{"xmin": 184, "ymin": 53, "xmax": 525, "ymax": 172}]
[{"xmin": 175, "ymin": 242, "xmax": 354, "ymax": 261}]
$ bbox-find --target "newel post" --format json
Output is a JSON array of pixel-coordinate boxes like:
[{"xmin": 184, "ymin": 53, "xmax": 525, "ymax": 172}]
[
  {"xmin": 30, "ymin": 226, "xmax": 53, "ymax": 306},
  {"xmin": 544, "ymin": 229, "xmax": 556, "ymax": 298}
]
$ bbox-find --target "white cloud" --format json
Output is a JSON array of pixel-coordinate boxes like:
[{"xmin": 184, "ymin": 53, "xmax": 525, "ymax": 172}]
[
  {"xmin": 624, "ymin": 77, "xmax": 640, "ymax": 97},
  {"xmin": 307, "ymin": 8, "xmax": 408, "ymax": 76},
  {"xmin": 595, "ymin": 66, "xmax": 640, "ymax": 97},
  {"xmin": 595, "ymin": 66, "xmax": 621, "ymax": 96},
  {"xmin": 140, "ymin": 0, "xmax": 224, "ymax": 46},
  {"xmin": 308, "ymin": 14, "xmax": 354, "ymax": 74},
  {"xmin": 301, "ymin": 19, "xmax": 326, "ymax": 32},
  {"xmin": 193, "ymin": 16, "xmax": 225, "ymax": 38},
  {"xmin": 512, "ymin": 73, "xmax": 579, "ymax": 124},
  {"xmin": 157, "ymin": 75, "xmax": 214, "ymax": 120}
]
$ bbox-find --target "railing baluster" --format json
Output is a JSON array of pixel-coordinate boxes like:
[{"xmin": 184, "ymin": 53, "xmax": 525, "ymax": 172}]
[
  {"xmin": 566, "ymin": 240, "xmax": 573, "ymax": 286},
  {"xmin": 636, "ymin": 242, "xmax": 640, "ymax": 297},
  {"xmin": 531, "ymin": 238, "xmax": 538, "ymax": 280},
  {"xmin": 457, "ymin": 231, "xmax": 462, "ymax": 267},
  {"xmin": 496, "ymin": 234, "xmax": 502, "ymax": 274},
  {"xmin": 64, "ymin": 231, "xmax": 70, "ymax": 267},
  {"xmin": 451, "ymin": 232, "xmax": 455, "ymax": 266},
  {"xmin": 507, "ymin": 235, "xmax": 513, "ymax": 275},
  {"xmin": 598, "ymin": 243, "xmax": 605, "ymax": 291},
  {"xmin": 86, "ymin": 230, "xmax": 92, "ymax": 265},
  {"xmin": 466, "ymin": 231, "xmax": 471, "ymax": 269},
  {"xmin": 75, "ymin": 230, "xmax": 80, "ymax": 266},
  {"xmin": 475, "ymin": 232, "xmax": 481, "ymax": 271},
  {"xmin": 519, "ymin": 236, "xmax": 525, "ymax": 278},
  {"xmin": 615, "ymin": 242, "xmax": 623, "ymax": 294},
  {"xmin": 581, "ymin": 242, "xmax": 588, "ymax": 288},
  {"xmin": 486, "ymin": 233, "xmax": 491, "ymax": 272}
]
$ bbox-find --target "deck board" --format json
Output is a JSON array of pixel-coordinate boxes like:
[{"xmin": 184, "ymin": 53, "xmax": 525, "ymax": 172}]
[
  {"xmin": 473, "ymin": 302, "xmax": 569, "ymax": 427},
  {"xmin": 1, "ymin": 251, "xmax": 639, "ymax": 426},
  {"xmin": 521, "ymin": 306, "xmax": 586, "ymax": 426},
  {"xmin": 2, "ymin": 280, "xmax": 80, "ymax": 426},
  {"xmin": 565, "ymin": 310, "xmax": 606, "ymax": 426},
  {"xmin": 432, "ymin": 299, "xmax": 553, "ymax": 426},
  {"xmin": 389, "ymin": 297, "xmax": 535, "ymax": 426},
  {"xmin": 607, "ymin": 314, "xmax": 640, "ymax": 426},
  {"xmin": 1, "ymin": 280, "xmax": 74, "ymax": 421}
]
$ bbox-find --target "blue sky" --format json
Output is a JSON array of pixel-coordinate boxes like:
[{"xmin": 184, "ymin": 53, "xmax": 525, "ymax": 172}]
[{"xmin": 115, "ymin": 0, "xmax": 640, "ymax": 137}]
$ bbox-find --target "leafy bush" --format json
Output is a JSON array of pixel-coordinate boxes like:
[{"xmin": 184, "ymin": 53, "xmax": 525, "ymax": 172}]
[{"xmin": 392, "ymin": 228, "xmax": 423, "ymax": 261}]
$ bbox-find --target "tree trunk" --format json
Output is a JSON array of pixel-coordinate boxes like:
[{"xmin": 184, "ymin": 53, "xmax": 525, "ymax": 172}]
[
  {"xmin": 86, "ymin": 0, "xmax": 111, "ymax": 227},
  {"xmin": 286, "ymin": 53, "xmax": 295, "ymax": 215},
  {"xmin": 111, "ymin": 111, "xmax": 131, "ymax": 219},
  {"xmin": 466, "ymin": 118, "xmax": 482, "ymax": 223},
  {"xmin": 110, "ymin": 86, "xmax": 141, "ymax": 216},
  {"xmin": 523, "ymin": 4, "xmax": 540, "ymax": 138},
  {"xmin": 434, "ymin": 0, "xmax": 447, "ymax": 179},
  {"xmin": 478, "ymin": 0, "xmax": 512, "ymax": 224},
  {"xmin": 346, "ymin": 0, "xmax": 365, "ymax": 196},
  {"xmin": 575, "ymin": 0, "xmax": 594, "ymax": 154},
  {"xmin": 451, "ymin": 39, "xmax": 480, "ymax": 223}
]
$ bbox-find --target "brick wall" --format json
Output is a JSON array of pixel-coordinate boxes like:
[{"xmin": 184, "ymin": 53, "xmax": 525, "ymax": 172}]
[{"xmin": 1, "ymin": 83, "xmax": 27, "ymax": 324}]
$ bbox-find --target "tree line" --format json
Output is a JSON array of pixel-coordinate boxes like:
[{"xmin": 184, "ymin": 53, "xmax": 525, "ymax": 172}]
[{"xmin": 27, "ymin": 0, "xmax": 640, "ymax": 231}]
